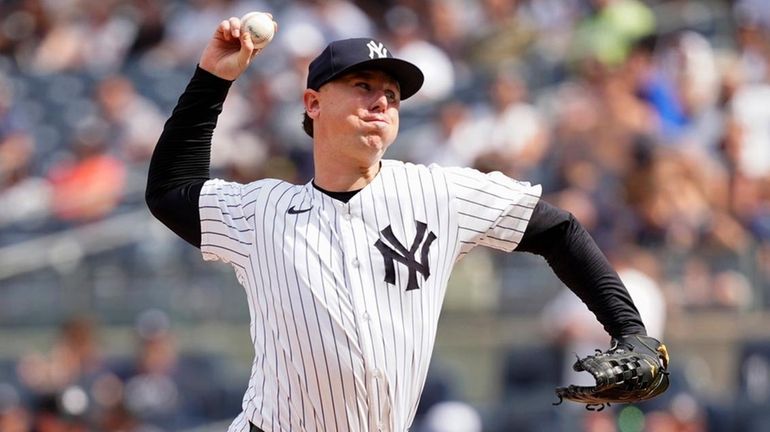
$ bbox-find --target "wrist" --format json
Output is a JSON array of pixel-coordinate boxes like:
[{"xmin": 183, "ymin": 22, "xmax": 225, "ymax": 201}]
[
  {"xmin": 194, "ymin": 65, "xmax": 236, "ymax": 87},
  {"xmin": 197, "ymin": 63, "xmax": 237, "ymax": 83}
]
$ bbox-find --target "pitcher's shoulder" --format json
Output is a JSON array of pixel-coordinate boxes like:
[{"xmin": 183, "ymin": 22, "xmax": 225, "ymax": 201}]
[{"xmin": 381, "ymin": 159, "xmax": 454, "ymax": 177}]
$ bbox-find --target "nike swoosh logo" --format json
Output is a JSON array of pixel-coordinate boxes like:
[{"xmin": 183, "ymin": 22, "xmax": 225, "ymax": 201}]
[{"xmin": 287, "ymin": 206, "xmax": 312, "ymax": 215}]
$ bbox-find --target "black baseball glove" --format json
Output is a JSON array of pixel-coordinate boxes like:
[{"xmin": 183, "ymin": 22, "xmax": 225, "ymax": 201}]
[{"xmin": 554, "ymin": 334, "xmax": 670, "ymax": 411}]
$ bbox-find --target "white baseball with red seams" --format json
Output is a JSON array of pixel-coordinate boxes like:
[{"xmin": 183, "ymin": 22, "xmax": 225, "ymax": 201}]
[{"xmin": 241, "ymin": 12, "xmax": 275, "ymax": 49}]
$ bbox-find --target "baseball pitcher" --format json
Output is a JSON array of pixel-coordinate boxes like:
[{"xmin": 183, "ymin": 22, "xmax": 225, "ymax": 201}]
[{"xmin": 146, "ymin": 13, "xmax": 669, "ymax": 432}]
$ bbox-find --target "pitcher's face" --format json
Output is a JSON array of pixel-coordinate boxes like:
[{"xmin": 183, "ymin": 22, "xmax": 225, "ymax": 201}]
[{"xmin": 306, "ymin": 69, "xmax": 401, "ymax": 159}]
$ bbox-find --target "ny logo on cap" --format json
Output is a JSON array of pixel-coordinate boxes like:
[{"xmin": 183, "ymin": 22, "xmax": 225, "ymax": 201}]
[{"xmin": 367, "ymin": 40, "xmax": 388, "ymax": 59}]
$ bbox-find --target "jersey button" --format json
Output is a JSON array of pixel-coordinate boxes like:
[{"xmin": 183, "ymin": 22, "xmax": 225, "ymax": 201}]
[
  {"xmin": 372, "ymin": 369, "xmax": 382, "ymax": 379},
  {"xmin": 352, "ymin": 258, "xmax": 360, "ymax": 267},
  {"xmin": 362, "ymin": 311, "xmax": 371, "ymax": 321},
  {"xmin": 343, "ymin": 213, "xmax": 352, "ymax": 221}
]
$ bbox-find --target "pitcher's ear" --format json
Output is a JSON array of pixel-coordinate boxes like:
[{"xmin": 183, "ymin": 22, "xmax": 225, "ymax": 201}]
[{"xmin": 303, "ymin": 89, "xmax": 320, "ymax": 119}]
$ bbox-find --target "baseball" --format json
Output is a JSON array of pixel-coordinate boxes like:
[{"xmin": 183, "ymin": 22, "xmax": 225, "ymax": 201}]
[{"xmin": 241, "ymin": 12, "xmax": 275, "ymax": 49}]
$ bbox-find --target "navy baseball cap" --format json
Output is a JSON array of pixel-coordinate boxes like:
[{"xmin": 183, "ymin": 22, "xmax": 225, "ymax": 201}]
[{"xmin": 307, "ymin": 38, "xmax": 424, "ymax": 100}]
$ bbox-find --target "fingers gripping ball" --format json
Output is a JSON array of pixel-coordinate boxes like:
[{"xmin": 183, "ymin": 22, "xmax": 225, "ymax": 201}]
[
  {"xmin": 241, "ymin": 12, "xmax": 275, "ymax": 49},
  {"xmin": 554, "ymin": 335, "xmax": 671, "ymax": 411}
]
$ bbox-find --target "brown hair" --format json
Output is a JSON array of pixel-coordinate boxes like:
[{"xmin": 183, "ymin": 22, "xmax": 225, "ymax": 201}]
[{"xmin": 302, "ymin": 111, "xmax": 313, "ymax": 138}]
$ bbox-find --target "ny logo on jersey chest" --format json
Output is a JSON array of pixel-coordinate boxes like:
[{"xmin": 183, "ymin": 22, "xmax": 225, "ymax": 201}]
[{"xmin": 374, "ymin": 221, "xmax": 437, "ymax": 291}]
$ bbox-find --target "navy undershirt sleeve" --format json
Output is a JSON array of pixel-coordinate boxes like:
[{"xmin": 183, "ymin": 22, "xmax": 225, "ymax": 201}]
[
  {"xmin": 146, "ymin": 66, "xmax": 233, "ymax": 248},
  {"xmin": 518, "ymin": 200, "xmax": 647, "ymax": 338},
  {"xmin": 145, "ymin": 67, "xmax": 363, "ymax": 247}
]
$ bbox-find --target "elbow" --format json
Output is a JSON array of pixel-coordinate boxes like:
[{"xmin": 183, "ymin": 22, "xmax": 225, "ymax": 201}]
[
  {"xmin": 145, "ymin": 183, "xmax": 168, "ymax": 221},
  {"xmin": 145, "ymin": 160, "xmax": 160, "ymax": 216},
  {"xmin": 145, "ymin": 185, "xmax": 159, "ymax": 216}
]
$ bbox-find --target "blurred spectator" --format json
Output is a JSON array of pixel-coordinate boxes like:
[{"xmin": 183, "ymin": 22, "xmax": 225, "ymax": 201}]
[
  {"xmin": 0, "ymin": 384, "xmax": 30, "ymax": 432},
  {"xmin": 269, "ymin": 21, "xmax": 324, "ymax": 170},
  {"xmin": 0, "ymin": 131, "xmax": 51, "ymax": 227},
  {"xmin": 120, "ymin": 313, "xmax": 183, "ymax": 429},
  {"xmin": 468, "ymin": 68, "xmax": 549, "ymax": 180},
  {"xmin": 386, "ymin": 5, "xmax": 455, "ymax": 104},
  {"xmin": 732, "ymin": 17, "xmax": 769, "ymax": 85},
  {"xmin": 621, "ymin": 142, "xmax": 748, "ymax": 252},
  {"xmin": 625, "ymin": 34, "xmax": 688, "ymax": 139},
  {"xmin": 32, "ymin": 0, "xmax": 137, "ymax": 73},
  {"xmin": 547, "ymin": 81, "xmax": 605, "ymax": 185},
  {"xmin": 94, "ymin": 75, "xmax": 165, "ymax": 162},
  {"xmin": 464, "ymin": 0, "xmax": 536, "ymax": 71},
  {"xmin": 114, "ymin": 309, "xmax": 238, "ymax": 429},
  {"xmin": 734, "ymin": 0, "xmax": 770, "ymax": 35},
  {"xmin": 31, "ymin": 392, "xmax": 90, "ymax": 432},
  {"xmin": 727, "ymin": 82, "xmax": 770, "ymax": 180},
  {"xmin": 154, "ymin": 0, "xmax": 269, "ymax": 67},
  {"xmin": 278, "ymin": 0, "xmax": 374, "ymax": 43},
  {"xmin": 421, "ymin": 401, "xmax": 482, "ymax": 432},
  {"xmin": 571, "ymin": 0, "xmax": 656, "ymax": 67},
  {"xmin": 0, "ymin": 75, "xmax": 27, "ymax": 135},
  {"xmin": 643, "ymin": 393, "xmax": 708, "ymax": 432},
  {"xmin": 47, "ymin": 120, "xmax": 126, "ymax": 223},
  {"xmin": 125, "ymin": 0, "xmax": 169, "ymax": 61},
  {"xmin": 12, "ymin": 316, "xmax": 128, "ymax": 431},
  {"xmin": 0, "ymin": 0, "xmax": 51, "ymax": 68},
  {"xmin": 424, "ymin": 0, "xmax": 465, "ymax": 59},
  {"xmin": 402, "ymin": 100, "xmax": 477, "ymax": 167},
  {"xmin": 16, "ymin": 316, "xmax": 107, "ymax": 396},
  {"xmin": 666, "ymin": 32, "xmax": 720, "ymax": 132},
  {"xmin": 719, "ymin": 112, "xmax": 770, "ymax": 250},
  {"xmin": 672, "ymin": 256, "xmax": 755, "ymax": 312},
  {"xmin": 711, "ymin": 270, "xmax": 754, "ymax": 310},
  {"xmin": 272, "ymin": 17, "xmax": 326, "ymax": 95},
  {"xmin": 207, "ymin": 83, "xmax": 262, "ymax": 173}
]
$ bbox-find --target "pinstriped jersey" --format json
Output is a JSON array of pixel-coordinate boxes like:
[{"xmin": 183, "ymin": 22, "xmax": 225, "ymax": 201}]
[{"xmin": 198, "ymin": 159, "xmax": 541, "ymax": 432}]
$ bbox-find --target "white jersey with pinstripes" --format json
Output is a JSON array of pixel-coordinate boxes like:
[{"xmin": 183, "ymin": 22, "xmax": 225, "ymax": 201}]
[{"xmin": 199, "ymin": 159, "xmax": 541, "ymax": 432}]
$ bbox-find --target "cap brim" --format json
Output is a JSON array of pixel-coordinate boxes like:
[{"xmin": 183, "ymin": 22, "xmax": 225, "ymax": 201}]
[{"xmin": 328, "ymin": 57, "xmax": 425, "ymax": 101}]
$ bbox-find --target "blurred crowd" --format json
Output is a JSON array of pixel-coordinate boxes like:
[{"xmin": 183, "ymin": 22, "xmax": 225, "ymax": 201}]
[
  {"xmin": 0, "ymin": 312, "xmax": 245, "ymax": 432},
  {"xmin": 1, "ymin": 0, "xmax": 769, "ymax": 306},
  {"xmin": 1, "ymin": 0, "xmax": 770, "ymax": 430}
]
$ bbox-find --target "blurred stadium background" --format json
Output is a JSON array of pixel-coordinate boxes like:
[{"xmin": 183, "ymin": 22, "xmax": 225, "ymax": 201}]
[{"xmin": 1, "ymin": 0, "xmax": 770, "ymax": 431}]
